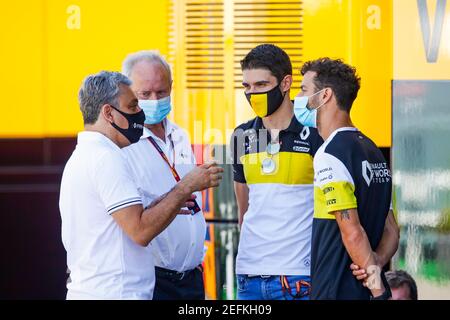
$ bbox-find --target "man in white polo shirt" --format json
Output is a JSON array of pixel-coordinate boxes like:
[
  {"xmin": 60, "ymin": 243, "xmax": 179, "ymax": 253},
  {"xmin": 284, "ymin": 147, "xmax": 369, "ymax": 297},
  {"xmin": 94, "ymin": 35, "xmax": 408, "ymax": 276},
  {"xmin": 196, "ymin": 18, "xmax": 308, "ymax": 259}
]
[
  {"xmin": 121, "ymin": 50, "xmax": 207, "ymax": 300},
  {"xmin": 59, "ymin": 71, "xmax": 223, "ymax": 300}
]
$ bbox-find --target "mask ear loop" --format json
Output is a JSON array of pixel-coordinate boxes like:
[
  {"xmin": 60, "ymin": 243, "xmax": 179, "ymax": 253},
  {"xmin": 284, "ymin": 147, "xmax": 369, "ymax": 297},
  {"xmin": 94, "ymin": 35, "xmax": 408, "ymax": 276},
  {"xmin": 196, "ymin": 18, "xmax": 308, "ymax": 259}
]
[
  {"xmin": 106, "ymin": 104, "xmax": 119, "ymax": 126},
  {"xmin": 310, "ymin": 88, "xmax": 329, "ymax": 111},
  {"xmin": 279, "ymin": 75, "xmax": 292, "ymax": 100}
]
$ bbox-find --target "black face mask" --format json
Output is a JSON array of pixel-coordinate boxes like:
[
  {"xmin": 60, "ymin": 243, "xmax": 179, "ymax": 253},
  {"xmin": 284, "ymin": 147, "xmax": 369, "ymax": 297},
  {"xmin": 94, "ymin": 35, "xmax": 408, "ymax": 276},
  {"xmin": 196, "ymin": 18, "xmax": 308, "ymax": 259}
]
[
  {"xmin": 110, "ymin": 105, "xmax": 145, "ymax": 144},
  {"xmin": 245, "ymin": 84, "xmax": 286, "ymax": 118}
]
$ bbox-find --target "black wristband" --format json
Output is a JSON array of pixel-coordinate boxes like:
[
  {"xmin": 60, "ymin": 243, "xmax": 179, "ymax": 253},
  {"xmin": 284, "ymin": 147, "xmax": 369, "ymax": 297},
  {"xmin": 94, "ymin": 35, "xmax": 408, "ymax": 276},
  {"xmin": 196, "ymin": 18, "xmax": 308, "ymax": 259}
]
[
  {"xmin": 370, "ymin": 273, "xmax": 392, "ymax": 300},
  {"xmin": 370, "ymin": 289, "xmax": 390, "ymax": 300}
]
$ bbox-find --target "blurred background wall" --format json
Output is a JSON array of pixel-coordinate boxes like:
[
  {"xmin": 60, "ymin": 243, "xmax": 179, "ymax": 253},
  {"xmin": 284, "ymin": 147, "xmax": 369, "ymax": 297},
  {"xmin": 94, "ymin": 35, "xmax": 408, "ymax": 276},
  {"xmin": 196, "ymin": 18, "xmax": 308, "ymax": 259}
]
[{"xmin": 392, "ymin": 0, "xmax": 450, "ymax": 300}]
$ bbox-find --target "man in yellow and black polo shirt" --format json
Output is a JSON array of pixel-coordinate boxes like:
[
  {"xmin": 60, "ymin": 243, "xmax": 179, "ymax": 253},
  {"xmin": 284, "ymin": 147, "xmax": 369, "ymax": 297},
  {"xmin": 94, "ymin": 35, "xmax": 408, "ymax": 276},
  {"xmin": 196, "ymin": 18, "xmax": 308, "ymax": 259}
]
[
  {"xmin": 231, "ymin": 44, "xmax": 323, "ymax": 300},
  {"xmin": 294, "ymin": 58, "xmax": 399, "ymax": 300}
]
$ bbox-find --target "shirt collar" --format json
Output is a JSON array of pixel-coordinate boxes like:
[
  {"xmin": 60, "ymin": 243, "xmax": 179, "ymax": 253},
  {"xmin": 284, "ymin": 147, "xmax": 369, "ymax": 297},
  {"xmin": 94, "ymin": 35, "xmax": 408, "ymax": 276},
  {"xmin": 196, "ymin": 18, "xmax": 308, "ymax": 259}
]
[
  {"xmin": 77, "ymin": 131, "xmax": 121, "ymax": 151},
  {"xmin": 252, "ymin": 115, "xmax": 303, "ymax": 134},
  {"xmin": 165, "ymin": 118, "xmax": 178, "ymax": 136},
  {"xmin": 325, "ymin": 126, "xmax": 359, "ymax": 144},
  {"xmin": 141, "ymin": 118, "xmax": 179, "ymax": 141},
  {"xmin": 284, "ymin": 116, "xmax": 303, "ymax": 133}
]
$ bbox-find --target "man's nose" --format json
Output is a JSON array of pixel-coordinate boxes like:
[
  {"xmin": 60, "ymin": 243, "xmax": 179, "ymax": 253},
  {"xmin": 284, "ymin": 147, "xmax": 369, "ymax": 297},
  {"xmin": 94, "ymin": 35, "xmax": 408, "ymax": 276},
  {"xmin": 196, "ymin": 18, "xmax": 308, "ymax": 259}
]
[{"xmin": 148, "ymin": 93, "xmax": 159, "ymax": 100}]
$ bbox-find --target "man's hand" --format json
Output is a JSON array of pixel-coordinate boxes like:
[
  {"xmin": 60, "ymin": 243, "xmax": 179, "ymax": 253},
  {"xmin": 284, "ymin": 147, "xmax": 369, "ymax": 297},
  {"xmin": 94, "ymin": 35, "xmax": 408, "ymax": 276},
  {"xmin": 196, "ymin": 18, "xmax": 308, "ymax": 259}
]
[
  {"xmin": 350, "ymin": 263, "xmax": 368, "ymax": 282},
  {"xmin": 180, "ymin": 161, "xmax": 224, "ymax": 193},
  {"xmin": 148, "ymin": 193, "xmax": 198, "ymax": 215},
  {"xmin": 350, "ymin": 252, "xmax": 381, "ymax": 287}
]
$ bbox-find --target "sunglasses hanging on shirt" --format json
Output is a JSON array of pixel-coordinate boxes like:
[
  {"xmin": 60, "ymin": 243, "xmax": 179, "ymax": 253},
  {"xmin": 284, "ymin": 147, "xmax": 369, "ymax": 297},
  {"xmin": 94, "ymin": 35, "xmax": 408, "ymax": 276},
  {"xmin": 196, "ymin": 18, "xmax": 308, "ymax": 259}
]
[{"xmin": 261, "ymin": 141, "xmax": 280, "ymax": 174}]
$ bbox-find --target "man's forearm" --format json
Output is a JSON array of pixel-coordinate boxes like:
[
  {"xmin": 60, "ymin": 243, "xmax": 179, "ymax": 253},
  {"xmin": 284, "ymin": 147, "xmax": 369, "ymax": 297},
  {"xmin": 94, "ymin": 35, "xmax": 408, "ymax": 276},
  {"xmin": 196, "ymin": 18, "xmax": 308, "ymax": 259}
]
[
  {"xmin": 238, "ymin": 205, "xmax": 247, "ymax": 227},
  {"xmin": 375, "ymin": 235, "xmax": 398, "ymax": 268},
  {"xmin": 139, "ymin": 183, "xmax": 192, "ymax": 244},
  {"xmin": 234, "ymin": 182, "xmax": 249, "ymax": 227},
  {"xmin": 336, "ymin": 209, "xmax": 386, "ymax": 297},
  {"xmin": 341, "ymin": 225, "xmax": 385, "ymax": 297},
  {"xmin": 375, "ymin": 210, "xmax": 400, "ymax": 267},
  {"xmin": 341, "ymin": 224, "xmax": 376, "ymax": 272}
]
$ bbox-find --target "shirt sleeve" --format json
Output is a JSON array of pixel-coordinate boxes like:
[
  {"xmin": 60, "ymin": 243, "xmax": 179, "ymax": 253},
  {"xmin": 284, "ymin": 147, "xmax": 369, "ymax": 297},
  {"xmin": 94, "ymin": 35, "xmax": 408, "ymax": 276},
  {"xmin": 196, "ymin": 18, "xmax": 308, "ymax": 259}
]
[
  {"xmin": 94, "ymin": 150, "xmax": 142, "ymax": 215},
  {"xmin": 230, "ymin": 129, "xmax": 246, "ymax": 183},
  {"xmin": 315, "ymin": 152, "xmax": 357, "ymax": 213}
]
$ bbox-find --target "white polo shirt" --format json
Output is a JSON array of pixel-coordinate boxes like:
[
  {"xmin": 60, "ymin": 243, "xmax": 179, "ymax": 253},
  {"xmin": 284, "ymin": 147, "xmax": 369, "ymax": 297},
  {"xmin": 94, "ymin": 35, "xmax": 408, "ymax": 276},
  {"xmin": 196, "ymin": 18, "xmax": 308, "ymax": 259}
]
[
  {"xmin": 231, "ymin": 117, "xmax": 323, "ymax": 276},
  {"xmin": 59, "ymin": 131, "xmax": 155, "ymax": 300},
  {"xmin": 123, "ymin": 119, "xmax": 206, "ymax": 272}
]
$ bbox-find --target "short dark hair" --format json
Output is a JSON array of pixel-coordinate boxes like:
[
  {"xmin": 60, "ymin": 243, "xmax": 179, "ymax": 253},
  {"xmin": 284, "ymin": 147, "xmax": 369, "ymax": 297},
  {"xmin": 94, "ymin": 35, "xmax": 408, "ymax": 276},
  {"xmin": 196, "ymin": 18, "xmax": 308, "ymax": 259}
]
[
  {"xmin": 240, "ymin": 44, "xmax": 292, "ymax": 83},
  {"xmin": 301, "ymin": 57, "xmax": 360, "ymax": 112},
  {"xmin": 386, "ymin": 270, "xmax": 418, "ymax": 300}
]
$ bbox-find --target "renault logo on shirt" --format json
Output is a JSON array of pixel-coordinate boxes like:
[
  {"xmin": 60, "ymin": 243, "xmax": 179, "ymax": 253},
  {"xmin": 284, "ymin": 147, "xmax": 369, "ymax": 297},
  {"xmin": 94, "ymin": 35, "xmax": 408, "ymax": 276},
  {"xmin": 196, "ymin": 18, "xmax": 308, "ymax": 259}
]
[
  {"xmin": 362, "ymin": 160, "xmax": 391, "ymax": 186},
  {"xmin": 362, "ymin": 161, "xmax": 374, "ymax": 186},
  {"xmin": 300, "ymin": 126, "xmax": 310, "ymax": 140}
]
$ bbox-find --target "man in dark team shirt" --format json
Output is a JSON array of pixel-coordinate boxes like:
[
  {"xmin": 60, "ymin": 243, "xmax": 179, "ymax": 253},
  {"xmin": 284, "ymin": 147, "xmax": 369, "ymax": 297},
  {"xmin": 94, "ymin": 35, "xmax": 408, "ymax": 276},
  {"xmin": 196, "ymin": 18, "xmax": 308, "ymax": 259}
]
[{"xmin": 293, "ymin": 58, "xmax": 399, "ymax": 300}]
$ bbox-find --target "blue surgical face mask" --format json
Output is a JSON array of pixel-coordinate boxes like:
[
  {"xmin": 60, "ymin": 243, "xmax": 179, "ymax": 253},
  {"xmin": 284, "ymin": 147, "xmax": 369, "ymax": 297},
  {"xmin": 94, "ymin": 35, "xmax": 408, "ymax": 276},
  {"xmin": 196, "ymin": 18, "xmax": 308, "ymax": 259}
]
[
  {"xmin": 293, "ymin": 89, "xmax": 326, "ymax": 128},
  {"xmin": 139, "ymin": 96, "xmax": 172, "ymax": 125}
]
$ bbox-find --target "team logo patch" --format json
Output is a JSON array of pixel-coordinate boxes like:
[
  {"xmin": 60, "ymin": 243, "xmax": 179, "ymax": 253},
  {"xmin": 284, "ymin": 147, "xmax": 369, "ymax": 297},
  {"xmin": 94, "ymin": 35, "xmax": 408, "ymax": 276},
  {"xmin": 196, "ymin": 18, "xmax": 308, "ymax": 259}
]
[
  {"xmin": 362, "ymin": 160, "xmax": 374, "ymax": 186},
  {"xmin": 293, "ymin": 146, "xmax": 310, "ymax": 153},
  {"xmin": 362, "ymin": 160, "xmax": 391, "ymax": 186},
  {"xmin": 303, "ymin": 259, "xmax": 310, "ymax": 268},
  {"xmin": 300, "ymin": 126, "xmax": 310, "ymax": 140}
]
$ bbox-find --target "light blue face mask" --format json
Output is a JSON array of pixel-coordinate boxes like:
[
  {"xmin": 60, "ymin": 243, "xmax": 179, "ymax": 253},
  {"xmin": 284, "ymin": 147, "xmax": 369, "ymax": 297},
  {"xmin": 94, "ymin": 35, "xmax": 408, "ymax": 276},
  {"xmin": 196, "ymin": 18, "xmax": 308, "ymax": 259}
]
[
  {"xmin": 293, "ymin": 89, "xmax": 326, "ymax": 128},
  {"xmin": 139, "ymin": 96, "xmax": 172, "ymax": 125}
]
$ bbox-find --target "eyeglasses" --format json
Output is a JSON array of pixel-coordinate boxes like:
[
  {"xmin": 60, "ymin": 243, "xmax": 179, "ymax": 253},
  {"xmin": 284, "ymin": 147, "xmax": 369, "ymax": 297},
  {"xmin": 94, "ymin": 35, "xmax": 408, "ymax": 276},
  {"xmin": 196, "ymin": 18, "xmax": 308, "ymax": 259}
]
[
  {"xmin": 261, "ymin": 141, "xmax": 280, "ymax": 174},
  {"xmin": 135, "ymin": 91, "xmax": 153, "ymax": 100},
  {"xmin": 135, "ymin": 90, "xmax": 169, "ymax": 100}
]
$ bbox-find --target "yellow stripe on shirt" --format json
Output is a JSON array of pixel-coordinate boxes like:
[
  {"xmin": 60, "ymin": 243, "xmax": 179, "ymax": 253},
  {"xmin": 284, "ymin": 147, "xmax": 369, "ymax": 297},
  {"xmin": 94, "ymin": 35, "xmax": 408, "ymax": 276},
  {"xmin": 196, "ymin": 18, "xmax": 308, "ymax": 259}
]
[
  {"xmin": 240, "ymin": 151, "xmax": 314, "ymax": 185},
  {"xmin": 314, "ymin": 181, "xmax": 357, "ymax": 220}
]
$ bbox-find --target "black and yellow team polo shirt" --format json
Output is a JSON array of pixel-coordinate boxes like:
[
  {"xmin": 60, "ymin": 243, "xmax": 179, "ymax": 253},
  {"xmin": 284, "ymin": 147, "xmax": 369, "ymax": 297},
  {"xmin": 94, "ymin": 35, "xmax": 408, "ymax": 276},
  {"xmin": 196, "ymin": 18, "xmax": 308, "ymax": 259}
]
[
  {"xmin": 311, "ymin": 127, "xmax": 392, "ymax": 300},
  {"xmin": 231, "ymin": 116, "xmax": 323, "ymax": 276}
]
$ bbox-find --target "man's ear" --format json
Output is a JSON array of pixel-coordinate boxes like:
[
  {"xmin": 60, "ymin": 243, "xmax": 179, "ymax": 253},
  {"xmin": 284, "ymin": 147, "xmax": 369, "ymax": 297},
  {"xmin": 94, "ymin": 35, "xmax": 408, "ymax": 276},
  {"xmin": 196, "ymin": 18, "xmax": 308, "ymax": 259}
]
[
  {"xmin": 321, "ymin": 88, "xmax": 334, "ymax": 105},
  {"xmin": 280, "ymin": 75, "xmax": 293, "ymax": 93},
  {"xmin": 101, "ymin": 104, "xmax": 114, "ymax": 123}
]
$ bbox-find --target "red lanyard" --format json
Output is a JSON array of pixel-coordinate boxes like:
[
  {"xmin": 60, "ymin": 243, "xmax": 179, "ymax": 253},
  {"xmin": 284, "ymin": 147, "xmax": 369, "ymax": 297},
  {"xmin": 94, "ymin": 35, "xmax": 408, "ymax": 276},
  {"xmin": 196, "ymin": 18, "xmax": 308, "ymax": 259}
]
[
  {"xmin": 147, "ymin": 135, "xmax": 201, "ymax": 214},
  {"xmin": 147, "ymin": 136, "xmax": 180, "ymax": 182}
]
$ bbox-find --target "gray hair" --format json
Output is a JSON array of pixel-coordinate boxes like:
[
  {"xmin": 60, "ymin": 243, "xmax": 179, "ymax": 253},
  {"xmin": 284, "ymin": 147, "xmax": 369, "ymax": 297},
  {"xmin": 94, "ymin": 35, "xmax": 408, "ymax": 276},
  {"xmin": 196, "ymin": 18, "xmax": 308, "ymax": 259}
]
[
  {"xmin": 78, "ymin": 71, "xmax": 132, "ymax": 125},
  {"xmin": 122, "ymin": 50, "xmax": 172, "ymax": 83}
]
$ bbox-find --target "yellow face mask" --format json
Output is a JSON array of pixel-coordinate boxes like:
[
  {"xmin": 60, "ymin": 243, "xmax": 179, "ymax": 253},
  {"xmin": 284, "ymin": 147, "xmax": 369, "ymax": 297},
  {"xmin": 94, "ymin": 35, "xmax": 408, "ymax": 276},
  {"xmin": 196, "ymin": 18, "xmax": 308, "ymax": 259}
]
[{"xmin": 245, "ymin": 84, "xmax": 286, "ymax": 118}]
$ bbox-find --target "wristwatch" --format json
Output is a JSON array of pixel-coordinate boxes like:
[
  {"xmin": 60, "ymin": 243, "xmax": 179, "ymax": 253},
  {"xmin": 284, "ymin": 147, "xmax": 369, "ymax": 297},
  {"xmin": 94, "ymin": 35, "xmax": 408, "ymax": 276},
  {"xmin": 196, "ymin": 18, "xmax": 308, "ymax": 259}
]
[
  {"xmin": 370, "ymin": 274, "xmax": 392, "ymax": 300},
  {"xmin": 370, "ymin": 289, "xmax": 391, "ymax": 300}
]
